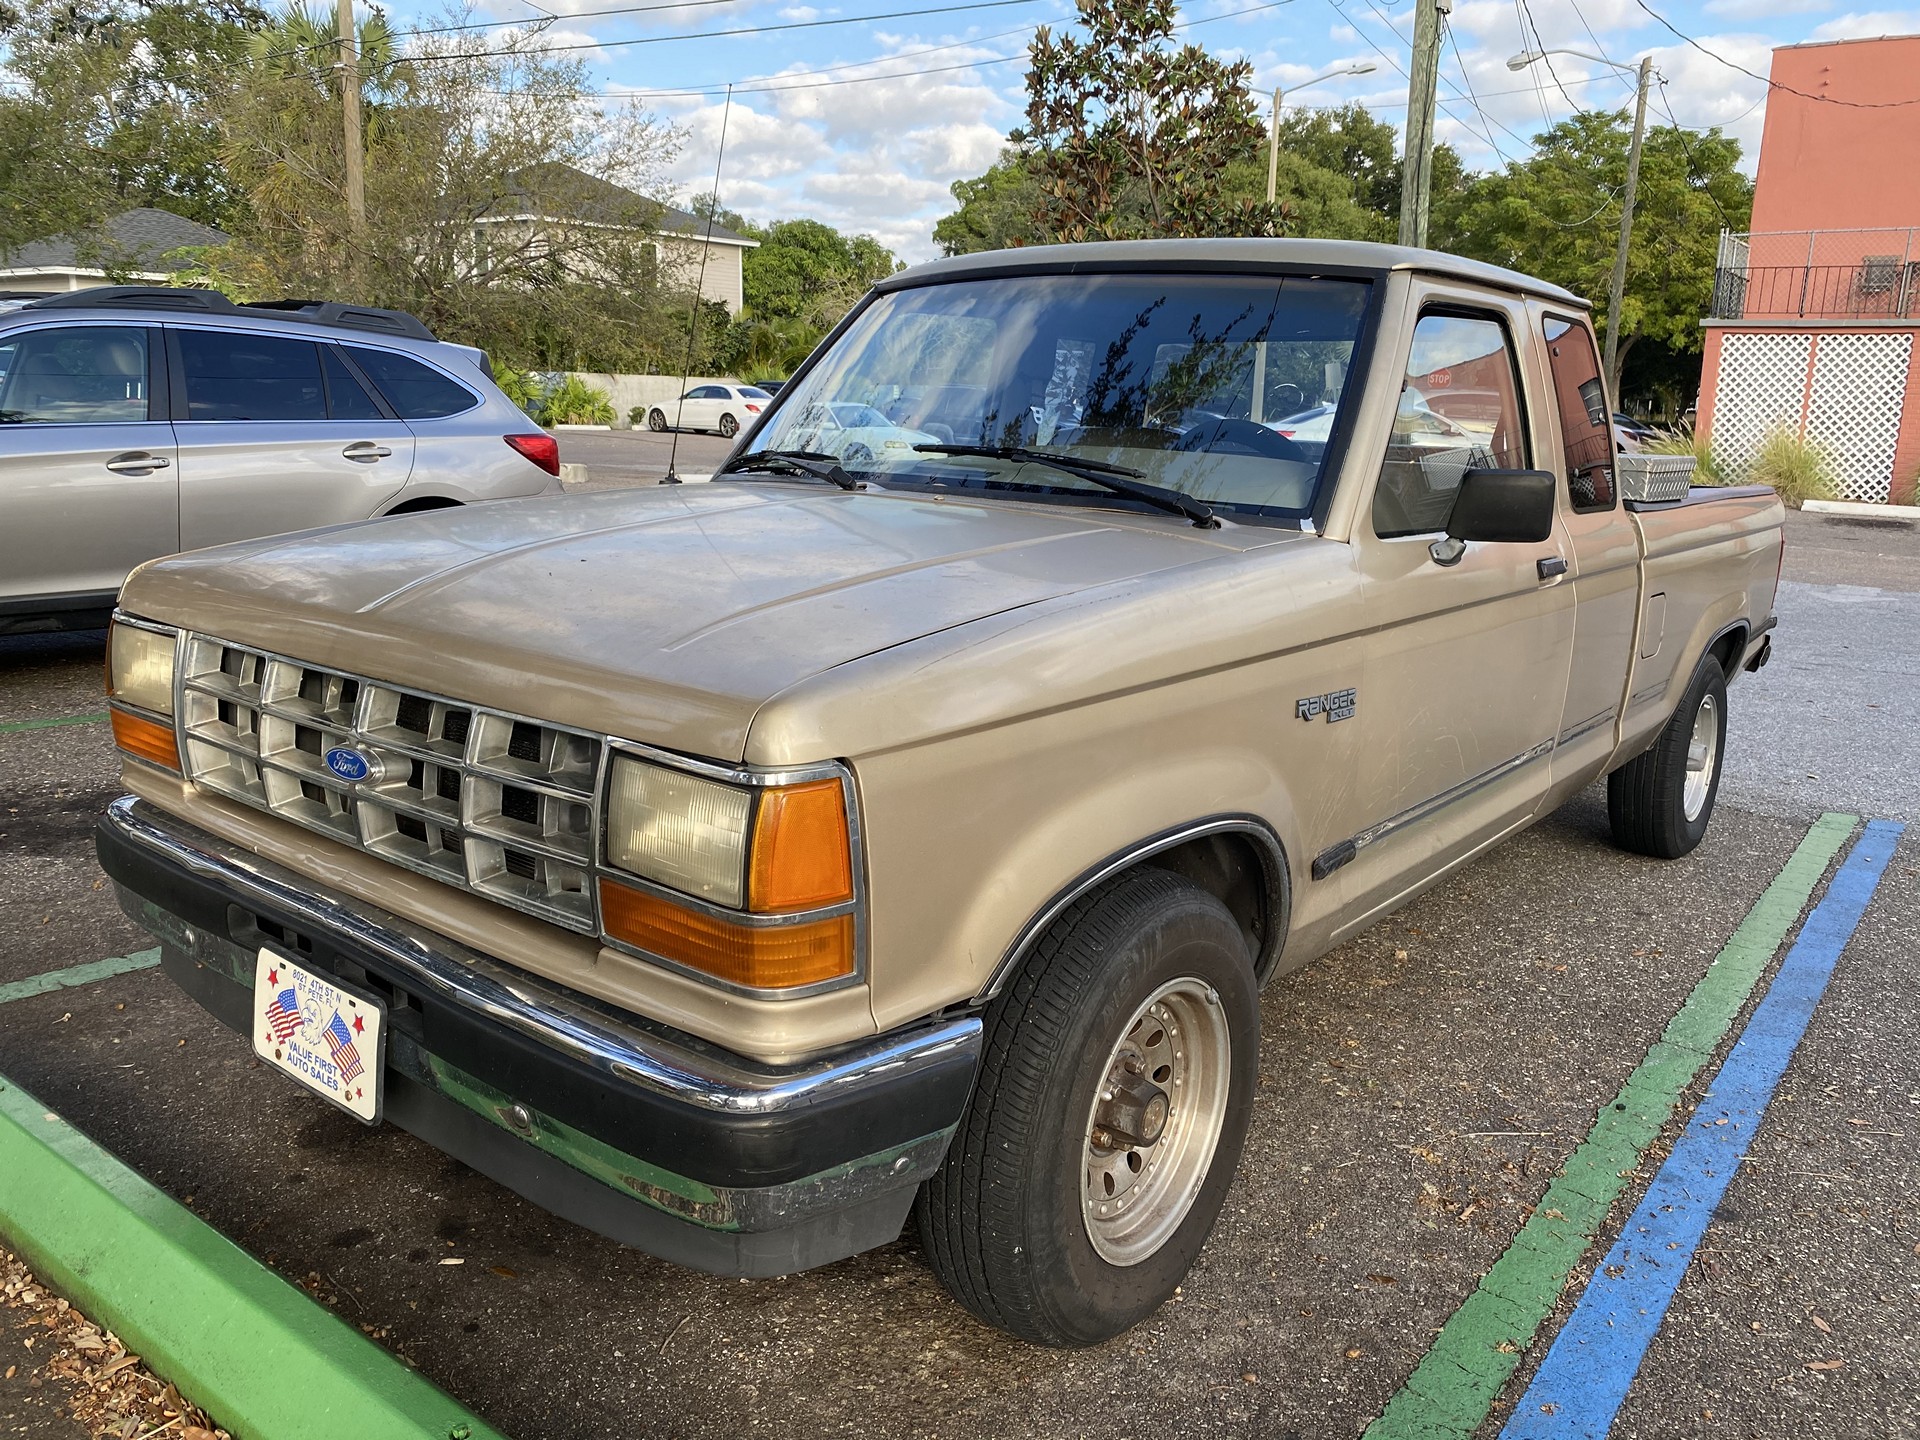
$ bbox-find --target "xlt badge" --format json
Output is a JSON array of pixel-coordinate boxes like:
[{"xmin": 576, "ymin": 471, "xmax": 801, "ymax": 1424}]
[{"xmin": 1296, "ymin": 688, "xmax": 1356, "ymax": 723}]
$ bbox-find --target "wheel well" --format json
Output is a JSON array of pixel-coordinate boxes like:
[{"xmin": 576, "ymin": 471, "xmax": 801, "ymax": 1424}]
[
  {"xmin": 384, "ymin": 496, "xmax": 463, "ymax": 515},
  {"xmin": 1708, "ymin": 624, "xmax": 1747, "ymax": 680},
  {"xmin": 1141, "ymin": 832, "xmax": 1288, "ymax": 983}
]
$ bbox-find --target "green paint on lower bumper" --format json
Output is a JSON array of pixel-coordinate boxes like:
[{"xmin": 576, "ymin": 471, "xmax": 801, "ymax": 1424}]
[
  {"xmin": 1361, "ymin": 811, "xmax": 1859, "ymax": 1440},
  {"xmin": 0, "ymin": 1074, "xmax": 507, "ymax": 1440}
]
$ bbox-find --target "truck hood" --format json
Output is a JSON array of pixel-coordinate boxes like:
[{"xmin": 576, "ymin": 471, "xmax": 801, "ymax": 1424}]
[{"xmin": 123, "ymin": 483, "xmax": 1279, "ymax": 759}]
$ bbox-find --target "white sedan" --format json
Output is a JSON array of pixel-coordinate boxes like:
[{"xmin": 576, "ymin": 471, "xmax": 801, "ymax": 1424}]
[
  {"xmin": 784, "ymin": 402, "xmax": 941, "ymax": 465},
  {"xmin": 645, "ymin": 383, "xmax": 772, "ymax": 438}
]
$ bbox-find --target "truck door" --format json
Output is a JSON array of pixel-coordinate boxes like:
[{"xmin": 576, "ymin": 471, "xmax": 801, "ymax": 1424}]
[
  {"xmin": 1533, "ymin": 307, "xmax": 1641, "ymax": 796},
  {"xmin": 1337, "ymin": 292, "xmax": 1575, "ymax": 927}
]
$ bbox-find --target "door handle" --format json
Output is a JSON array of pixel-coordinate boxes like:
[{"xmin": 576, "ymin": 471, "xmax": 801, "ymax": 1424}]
[
  {"xmin": 343, "ymin": 442, "xmax": 393, "ymax": 462},
  {"xmin": 104, "ymin": 452, "xmax": 169, "ymax": 474},
  {"xmin": 1538, "ymin": 555, "xmax": 1569, "ymax": 581}
]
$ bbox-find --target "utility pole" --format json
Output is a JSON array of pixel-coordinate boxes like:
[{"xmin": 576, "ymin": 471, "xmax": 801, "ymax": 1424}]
[
  {"xmin": 338, "ymin": 0, "xmax": 366, "ymax": 254},
  {"xmin": 1396, "ymin": 0, "xmax": 1450, "ymax": 248},
  {"xmin": 1603, "ymin": 55, "xmax": 1653, "ymax": 390}
]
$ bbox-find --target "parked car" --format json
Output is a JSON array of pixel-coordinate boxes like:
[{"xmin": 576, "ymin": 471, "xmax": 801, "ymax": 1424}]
[
  {"xmin": 96, "ymin": 239, "xmax": 1782, "ymax": 1348},
  {"xmin": 781, "ymin": 400, "xmax": 939, "ymax": 462},
  {"xmin": 644, "ymin": 383, "xmax": 771, "ymax": 437},
  {"xmin": 0, "ymin": 286, "xmax": 563, "ymax": 635},
  {"xmin": 751, "ymin": 378, "xmax": 786, "ymax": 395}
]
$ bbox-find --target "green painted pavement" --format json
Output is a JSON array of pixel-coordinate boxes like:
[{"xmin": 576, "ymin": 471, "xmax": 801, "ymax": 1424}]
[
  {"xmin": 0, "ymin": 711, "xmax": 107, "ymax": 734},
  {"xmin": 0, "ymin": 1075, "xmax": 508, "ymax": 1440},
  {"xmin": 1362, "ymin": 811, "xmax": 1858, "ymax": 1440},
  {"xmin": 0, "ymin": 950, "xmax": 160, "ymax": 1006}
]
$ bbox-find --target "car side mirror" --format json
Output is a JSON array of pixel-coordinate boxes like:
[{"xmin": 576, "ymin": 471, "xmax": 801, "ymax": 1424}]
[{"xmin": 1430, "ymin": 468, "xmax": 1557, "ymax": 567}]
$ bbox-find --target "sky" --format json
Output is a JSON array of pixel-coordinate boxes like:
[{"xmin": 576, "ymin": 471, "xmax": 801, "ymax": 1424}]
[{"xmin": 383, "ymin": 0, "xmax": 1920, "ymax": 261}]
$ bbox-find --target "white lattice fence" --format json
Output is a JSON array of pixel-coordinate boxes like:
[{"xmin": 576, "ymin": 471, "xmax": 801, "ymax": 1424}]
[
  {"xmin": 1711, "ymin": 333, "xmax": 1812, "ymax": 479},
  {"xmin": 1804, "ymin": 333, "xmax": 1912, "ymax": 502}
]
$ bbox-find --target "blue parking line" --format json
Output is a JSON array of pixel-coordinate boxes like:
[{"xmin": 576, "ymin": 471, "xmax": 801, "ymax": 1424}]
[{"xmin": 1498, "ymin": 819, "xmax": 1903, "ymax": 1440}]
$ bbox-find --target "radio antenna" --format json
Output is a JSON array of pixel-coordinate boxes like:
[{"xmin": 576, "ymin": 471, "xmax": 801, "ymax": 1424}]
[{"xmin": 664, "ymin": 82, "xmax": 734, "ymax": 486}]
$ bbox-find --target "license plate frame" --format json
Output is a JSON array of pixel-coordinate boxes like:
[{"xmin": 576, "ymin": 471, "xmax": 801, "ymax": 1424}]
[{"xmin": 250, "ymin": 949, "xmax": 387, "ymax": 1125}]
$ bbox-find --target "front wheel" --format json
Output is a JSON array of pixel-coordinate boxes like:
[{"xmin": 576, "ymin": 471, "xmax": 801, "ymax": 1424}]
[
  {"xmin": 647, "ymin": 408, "xmax": 667, "ymax": 432},
  {"xmin": 917, "ymin": 869, "xmax": 1258, "ymax": 1346},
  {"xmin": 1609, "ymin": 652, "xmax": 1729, "ymax": 858},
  {"xmin": 718, "ymin": 412, "xmax": 739, "ymax": 438}
]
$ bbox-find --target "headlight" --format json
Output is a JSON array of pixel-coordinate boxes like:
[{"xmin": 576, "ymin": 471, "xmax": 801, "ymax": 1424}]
[
  {"xmin": 108, "ymin": 619, "xmax": 176, "ymax": 716},
  {"xmin": 601, "ymin": 754, "xmax": 858, "ymax": 991}
]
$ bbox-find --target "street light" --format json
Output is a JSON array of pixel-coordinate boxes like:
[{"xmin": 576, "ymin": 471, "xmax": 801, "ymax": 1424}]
[
  {"xmin": 1509, "ymin": 46, "xmax": 1654, "ymax": 388},
  {"xmin": 1268, "ymin": 62, "xmax": 1379, "ymax": 204}
]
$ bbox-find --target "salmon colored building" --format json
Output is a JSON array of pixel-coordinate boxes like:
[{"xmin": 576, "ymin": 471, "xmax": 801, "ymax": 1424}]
[{"xmin": 1698, "ymin": 34, "xmax": 1920, "ymax": 504}]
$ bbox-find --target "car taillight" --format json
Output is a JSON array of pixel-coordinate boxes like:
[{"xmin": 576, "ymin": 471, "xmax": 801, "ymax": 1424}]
[
  {"xmin": 505, "ymin": 433, "xmax": 560, "ymax": 476},
  {"xmin": 1276, "ymin": 430, "xmax": 1294, "ymax": 438},
  {"xmin": 745, "ymin": 403, "xmax": 761, "ymax": 413}
]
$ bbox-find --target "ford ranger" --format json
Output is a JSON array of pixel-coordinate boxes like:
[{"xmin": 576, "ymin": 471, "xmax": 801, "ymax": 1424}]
[{"xmin": 94, "ymin": 239, "xmax": 1782, "ymax": 1346}]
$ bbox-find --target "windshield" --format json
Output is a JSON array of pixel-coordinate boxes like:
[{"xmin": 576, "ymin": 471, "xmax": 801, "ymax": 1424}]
[{"xmin": 745, "ymin": 271, "xmax": 1372, "ymax": 520}]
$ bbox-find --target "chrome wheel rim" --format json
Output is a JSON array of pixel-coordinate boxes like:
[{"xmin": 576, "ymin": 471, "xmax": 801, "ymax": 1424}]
[
  {"xmin": 1081, "ymin": 978, "xmax": 1231, "ymax": 1267},
  {"xmin": 1683, "ymin": 693, "xmax": 1719, "ymax": 822}
]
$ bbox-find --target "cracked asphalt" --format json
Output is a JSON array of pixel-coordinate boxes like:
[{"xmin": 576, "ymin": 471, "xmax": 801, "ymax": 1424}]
[{"xmin": 1, "ymin": 508, "xmax": 1914, "ymax": 1440}]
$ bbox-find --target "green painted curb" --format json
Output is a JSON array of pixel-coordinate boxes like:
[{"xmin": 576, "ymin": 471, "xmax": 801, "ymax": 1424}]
[
  {"xmin": 0, "ymin": 1075, "xmax": 507, "ymax": 1440},
  {"xmin": 0, "ymin": 711, "xmax": 107, "ymax": 734},
  {"xmin": 0, "ymin": 950, "xmax": 160, "ymax": 1006},
  {"xmin": 1362, "ymin": 811, "xmax": 1859, "ymax": 1440}
]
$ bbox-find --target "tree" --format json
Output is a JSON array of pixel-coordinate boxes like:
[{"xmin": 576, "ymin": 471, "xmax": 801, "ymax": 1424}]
[
  {"xmin": 1436, "ymin": 110, "xmax": 1751, "ymax": 391},
  {"xmin": 932, "ymin": 151, "xmax": 1048, "ymax": 254},
  {"xmin": 1013, "ymin": 0, "xmax": 1278, "ymax": 241},
  {"xmin": 741, "ymin": 217, "xmax": 898, "ymax": 330}
]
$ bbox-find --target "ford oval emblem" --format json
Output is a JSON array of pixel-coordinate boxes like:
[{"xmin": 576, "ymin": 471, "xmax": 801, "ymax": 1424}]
[{"xmin": 323, "ymin": 745, "xmax": 377, "ymax": 783}]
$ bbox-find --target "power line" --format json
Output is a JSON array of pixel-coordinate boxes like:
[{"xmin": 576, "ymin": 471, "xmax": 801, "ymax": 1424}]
[
  {"xmin": 1515, "ymin": 0, "xmax": 1578, "ymax": 110},
  {"xmin": 1633, "ymin": 0, "xmax": 1920, "ymax": 108},
  {"xmin": 1443, "ymin": 15, "xmax": 1510, "ymax": 165},
  {"xmin": 1332, "ymin": 0, "xmax": 1538, "ymax": 157},
  {"xmin": 1650, "ymin": 75, "xmax": 1737, "ymax": 230}
]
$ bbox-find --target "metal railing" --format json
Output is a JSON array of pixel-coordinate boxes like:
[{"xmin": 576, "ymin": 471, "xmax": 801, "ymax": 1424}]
[{"xmin": 1710, "ymin": 228, "xmax": 1920, "ymax": 321}]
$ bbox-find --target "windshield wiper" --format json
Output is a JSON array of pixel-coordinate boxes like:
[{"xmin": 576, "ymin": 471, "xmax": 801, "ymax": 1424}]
[
  {"xmin": 717, "ymin": 449, "xmax": 860, "ymax": 491},
  {"xmin": 911, "ymin": 443, "xmax": 1219, "ymax": 529}
]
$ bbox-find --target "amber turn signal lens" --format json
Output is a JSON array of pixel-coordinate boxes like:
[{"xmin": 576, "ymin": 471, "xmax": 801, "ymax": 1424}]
[
  {"xmin": 599, "ymin": 878, "xmax": 854, "ymax": 990},
  {"xmin": 748, "ymin": 778, "xmax": 854, "ymax": 913},
  {"xmin": 111, "ymin": 708, "xmax": 180, "ymax": 771}
]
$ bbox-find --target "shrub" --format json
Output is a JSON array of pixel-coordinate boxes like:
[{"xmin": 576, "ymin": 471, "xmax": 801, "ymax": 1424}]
[
  {"xmin": 1746, "ymin": 426, "xmax": 1834, "ymax": 509},
  {"xmin": 629, "ymin": 404, "xmax": 651, "ymax": 428},
  {"xmin": 538, "ymin": 375, "xmax": 615, "ymax": 426},
  {"xmin": 1642, "ymin": 428, "xmax": 1727, "ymax": 487},
  {"xmin": 490, "ymin": 359, "xmax": 542, "ymax": 417}
]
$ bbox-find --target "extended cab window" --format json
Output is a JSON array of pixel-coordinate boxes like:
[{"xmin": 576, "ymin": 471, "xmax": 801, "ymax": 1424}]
[
  {"xmin": 178, "ymin": 330, "xmax": 326, "ymax": 421},
  {"xmin": 1373, "ymin": 312, "xmax": 1528, "ymax": 539},
  {"xmin": 1543, "ymin": 316, "xmax": 1615, "ymax": 510},
  {"xmin": 346, "ymin": 347, "xmax": 477, "ymax": 419},
  {"xmin": 0, "ymin": 326, "xmax": 149, "ymax": 425}
]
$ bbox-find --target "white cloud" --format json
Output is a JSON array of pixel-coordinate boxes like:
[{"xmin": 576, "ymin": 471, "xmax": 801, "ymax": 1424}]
[
  {"xmin": 778, "ymin": 5, "xmax": 821, "ymax": 18},
  {"xmin": 1810, "ymin": 8, "xmax": 1920, "ymax": 36},
  {"xmin": 1705, "ymin": 0, "xmax": 1829, "ymax": 17}
]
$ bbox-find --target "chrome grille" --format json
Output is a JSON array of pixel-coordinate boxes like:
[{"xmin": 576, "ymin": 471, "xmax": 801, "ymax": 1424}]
[{"xmin": 178, "ymin": 636, "xmax": 602, "ymax": 932}]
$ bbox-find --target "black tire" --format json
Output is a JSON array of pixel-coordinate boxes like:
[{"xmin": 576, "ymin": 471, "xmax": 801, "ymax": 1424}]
[
  {"xmin": 1609, "ymin": 652, "xmax": 1729, "ymax": 859},
  {"xmin": 917, "ymin": 868, "xmax": 1259, "ymax": 1346},
  {"xmin": 718, "ymin": 412, "xmax": 739, "ymax": 438},
  {"xmin": 843, "ymin": 442, "xmax": 874, "ymax": 464},
  {"xmin": 647, "ymin": 408, "xmax": 667, "ymax": 432}
]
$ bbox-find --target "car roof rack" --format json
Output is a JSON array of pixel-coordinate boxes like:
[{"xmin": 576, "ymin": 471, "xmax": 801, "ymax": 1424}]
[{"xmin": 20, "ymin": 286, "xmax": 439, "ymax": 341}]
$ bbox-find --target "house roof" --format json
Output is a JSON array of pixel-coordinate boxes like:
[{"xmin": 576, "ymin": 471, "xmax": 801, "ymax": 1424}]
[
  {"xmin": 493, "ymin": 163, "xmax": 757, "ymax": 246},
  {"xmin": 0, "ymin": 207, "xmax": 229, "ymax": 273}
]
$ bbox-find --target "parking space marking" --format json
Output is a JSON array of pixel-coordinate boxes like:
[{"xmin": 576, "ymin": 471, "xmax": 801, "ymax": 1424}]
[
  {"xmin": 1362, "ymin": 811, "xmax": 1859, "ymax": 1440},
  {"xmin": 0, "ymin": 712, "xmax": 107, "ymax": 734},
  {"xmin": 0, "ymin": 950, "xmax": 161, "ymax": 1006},
  {"xmin": 1497, "ymin": 819, "xmax": 1902, "ymax": 1439}
]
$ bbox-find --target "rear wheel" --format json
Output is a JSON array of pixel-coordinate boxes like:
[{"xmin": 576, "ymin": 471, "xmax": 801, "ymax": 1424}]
[
  {"xmin": 1608, "ymin": 652, "xmax": 1728, "ymax": 858},
  {"xmin": 647, "ymin": 408, "xmax": 667, "ymax": 432},
  {"xmin": 843, "ymin": 442, "xmax": 874, "ymax": 465},
  {"xmin": 917, "ymin": 869, "xmax": 1258, "ymax": 1346},
  {"xmin": 718, "ymin": 412, "xmax": 739, "ymax": 438}
]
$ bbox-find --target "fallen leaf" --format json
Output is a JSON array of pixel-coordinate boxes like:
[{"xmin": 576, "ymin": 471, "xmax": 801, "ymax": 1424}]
[
  {"xmin": 1810, "ymin": 1314, "xmax": 1832, "ymax": 1335},
  {"xmin": 1345, "ymin": 1348, "xmax": 1363, "ymax": 1359},
  {"xmin": 438, "ymin": 1257, "xmax": 464, "ymax": 1266},
  {"xmin": 1241, "ymin": 1372, "xmax": 1258, "ymax": 1384},
  {"xmin": 1805, "ymin": 1358, "xmax": 1845, "ymax": 1372},
  {"xmin": 488, "ymin": 1266, "xmax": 517, "ymax": 1279}
]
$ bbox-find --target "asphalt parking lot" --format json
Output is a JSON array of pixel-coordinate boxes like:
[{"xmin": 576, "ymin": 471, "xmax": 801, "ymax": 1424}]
[{"xmin": 1, "ymin": 509, "xmax": 1915, "ymax": 1440}]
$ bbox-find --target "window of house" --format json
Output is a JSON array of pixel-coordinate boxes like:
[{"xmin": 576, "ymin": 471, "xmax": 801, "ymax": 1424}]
[
  {"xmin": 0, "ymin": 326, "xmax": 150, "ymax": 425},
  {"xmin": 1373, "ymin": 311, "xmax": 1529, "ymax": 538},
  {"xmin": 1542, "ymin": 315, "xmax": 1616, "ymax": 511},
  {"xmin": 178, "ymin": 330, "xmax": 327, "ymax": 421}
]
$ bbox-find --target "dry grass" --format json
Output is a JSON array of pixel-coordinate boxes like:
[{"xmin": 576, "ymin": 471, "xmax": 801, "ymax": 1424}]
[
  {"xmin": 1746, "ymin": 425, "xmax": 1836, "ymax": 509},
  {"xmin": 1641, "ymin": 428, "xmax": 1728, "ymax": 487}
]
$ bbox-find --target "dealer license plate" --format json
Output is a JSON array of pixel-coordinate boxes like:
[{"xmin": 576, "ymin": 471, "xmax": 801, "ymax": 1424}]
[{"xmin": 251, "ymin": 949, "xmax": 385, "ymax": 1124}]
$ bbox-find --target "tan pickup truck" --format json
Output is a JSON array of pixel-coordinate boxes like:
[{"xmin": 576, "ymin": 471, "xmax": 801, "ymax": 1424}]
[{"xmin": 95, "ymin": 239, "xmax": 1782, "ymax": 1346}]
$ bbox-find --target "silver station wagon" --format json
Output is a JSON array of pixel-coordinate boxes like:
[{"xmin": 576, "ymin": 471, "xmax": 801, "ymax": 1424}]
[{"xmin": 0, "ymin": 286, "xmax": 564, "ymax": 634}]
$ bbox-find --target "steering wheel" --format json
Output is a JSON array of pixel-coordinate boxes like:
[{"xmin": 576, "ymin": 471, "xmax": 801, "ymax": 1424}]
[{"xmin": 1173, "ymin": 414, "xmax": 1310, "ymax": 463}]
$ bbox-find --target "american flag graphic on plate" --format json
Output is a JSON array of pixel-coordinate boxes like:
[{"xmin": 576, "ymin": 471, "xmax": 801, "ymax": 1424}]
[
  {"xmin": 252, "ymin": 949, "xmax": 384, "ymax": 1123},
  {"xmin": 324, "ymin": 1010, "xmax": 364, "ymax": 1083},
  {"xmin": 263, "ymin": 987, "xmax": 303, "ymax": 1040}
]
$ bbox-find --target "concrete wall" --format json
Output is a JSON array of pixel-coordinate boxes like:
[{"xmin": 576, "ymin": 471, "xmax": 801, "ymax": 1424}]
[{"xmin": 564, "ymin": 373, "xmax": 748, "ymax": 426}]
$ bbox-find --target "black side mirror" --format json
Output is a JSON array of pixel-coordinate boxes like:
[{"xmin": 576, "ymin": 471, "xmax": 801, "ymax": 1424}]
[{"xmin": 1431, "ymin": 468, "xmax": 1557, "ymax": 566}]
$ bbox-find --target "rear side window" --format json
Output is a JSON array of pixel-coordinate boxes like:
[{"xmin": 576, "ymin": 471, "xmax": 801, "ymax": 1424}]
[
  {"xmin": 347, "ymin": 347, "xmax": 477, "ymax": 419},
  {"xmin": 322, "ymin": 347, "xmax": 386, "ymax": 421},
  {"xmin": 1542, "ymin": 316, "xmax": 1616, "ymax": 511},
  {"xmin": 178, "ymin": 330, "xmax": 326, "ymax": 421},
  {"xmin": 0, "ymin": 326, "xmax": 150, "ymax": 424}
]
